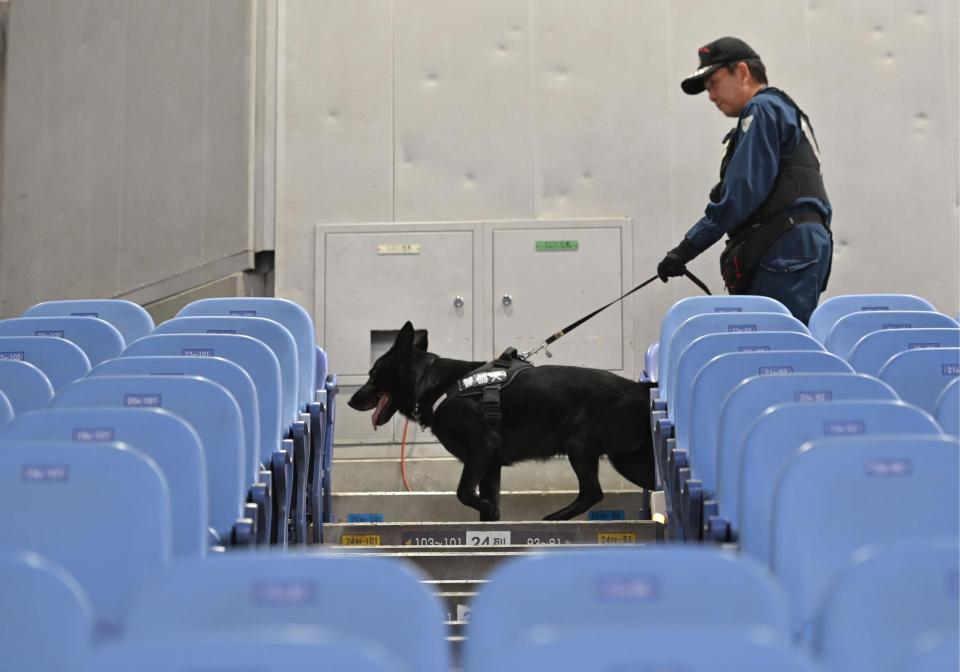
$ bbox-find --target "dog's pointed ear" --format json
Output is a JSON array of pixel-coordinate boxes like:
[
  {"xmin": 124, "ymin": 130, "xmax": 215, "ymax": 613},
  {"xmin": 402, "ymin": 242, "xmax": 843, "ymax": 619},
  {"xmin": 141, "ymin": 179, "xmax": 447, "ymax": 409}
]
[
  {"xmin": 413, "ymin": 329, "xmax": 428, "ymax": 352},
  {"xmin": 394, "ymin": 321, "xmax": 415, "ymax": 352}
]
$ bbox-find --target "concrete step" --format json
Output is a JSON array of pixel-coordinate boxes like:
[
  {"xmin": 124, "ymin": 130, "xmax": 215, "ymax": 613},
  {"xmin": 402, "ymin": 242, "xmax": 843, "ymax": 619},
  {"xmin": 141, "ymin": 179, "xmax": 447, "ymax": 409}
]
[
  {"xmin": 438, "ymin": 593, "xmax": 476, "ymax": 622},
  {"xmin": 329, "ymin": 489, "xmax": 648, "ymax": 523},
  {"xmin": 323, "ymin": 519, "xmax": 662, "ymax": 548},
  {"xmin": 331, "ymin": 454, "xmax": 638, "ymax": 493}
]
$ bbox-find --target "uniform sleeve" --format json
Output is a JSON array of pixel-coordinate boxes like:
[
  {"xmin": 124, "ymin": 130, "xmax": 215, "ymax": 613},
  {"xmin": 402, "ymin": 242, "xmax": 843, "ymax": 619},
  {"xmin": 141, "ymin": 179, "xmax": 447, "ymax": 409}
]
[{"xmin": 684, "ymin": 99, "xmax": 791, "ymax": 252}]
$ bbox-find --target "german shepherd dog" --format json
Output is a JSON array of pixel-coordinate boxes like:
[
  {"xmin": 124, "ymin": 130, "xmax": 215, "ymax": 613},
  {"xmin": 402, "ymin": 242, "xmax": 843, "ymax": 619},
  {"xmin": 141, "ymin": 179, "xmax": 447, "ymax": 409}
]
[{"xmin": 348, "ymin": 322, "xmax": 656, "ymax": 521}]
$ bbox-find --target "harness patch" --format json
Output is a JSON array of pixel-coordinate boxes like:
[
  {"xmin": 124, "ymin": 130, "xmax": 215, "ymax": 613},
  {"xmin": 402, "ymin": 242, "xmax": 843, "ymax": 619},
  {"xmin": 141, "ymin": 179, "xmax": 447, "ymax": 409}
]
[{"xmin": 458, "ymin": 370, "xmax": 508, "ymax": 392}]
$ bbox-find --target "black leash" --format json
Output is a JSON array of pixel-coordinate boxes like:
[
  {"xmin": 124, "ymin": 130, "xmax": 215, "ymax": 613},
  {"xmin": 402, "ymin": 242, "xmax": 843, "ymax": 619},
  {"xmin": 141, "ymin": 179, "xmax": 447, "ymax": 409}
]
[{"xmin": 519, "ymin": 270, "xmax": 711, "ymax": 360}]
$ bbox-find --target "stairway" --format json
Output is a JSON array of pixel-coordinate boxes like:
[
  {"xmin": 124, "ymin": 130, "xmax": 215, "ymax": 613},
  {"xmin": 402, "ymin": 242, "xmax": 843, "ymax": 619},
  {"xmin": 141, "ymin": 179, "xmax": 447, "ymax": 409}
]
[{"xmin": 320, "ymin": 442, "xmax": 664, "ymax": 667}]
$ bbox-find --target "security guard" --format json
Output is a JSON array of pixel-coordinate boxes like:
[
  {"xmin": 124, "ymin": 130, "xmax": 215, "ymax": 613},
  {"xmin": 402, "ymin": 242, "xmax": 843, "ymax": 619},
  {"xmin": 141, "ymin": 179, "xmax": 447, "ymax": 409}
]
[{"xmin": 657, "ymin": 37, "xmax": 833, "ymax": 325}]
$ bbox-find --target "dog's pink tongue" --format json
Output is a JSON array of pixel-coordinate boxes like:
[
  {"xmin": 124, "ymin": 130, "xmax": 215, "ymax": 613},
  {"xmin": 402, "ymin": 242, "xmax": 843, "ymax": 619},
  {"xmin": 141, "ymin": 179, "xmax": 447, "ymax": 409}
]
[{"xmin": 371, "ymin": 393, "xmax": 390, "ymax": 430}]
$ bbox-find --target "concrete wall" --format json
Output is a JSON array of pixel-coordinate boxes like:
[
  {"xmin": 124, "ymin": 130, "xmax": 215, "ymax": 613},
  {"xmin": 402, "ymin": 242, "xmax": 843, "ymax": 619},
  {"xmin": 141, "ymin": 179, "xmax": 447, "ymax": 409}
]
[
  {"xmin": 0, "ymin": 0, "xmax": 256, "ymax": 316},
  {"xmin": 277, "ymin": 0, "xmax": 960, "ymax": 375}
]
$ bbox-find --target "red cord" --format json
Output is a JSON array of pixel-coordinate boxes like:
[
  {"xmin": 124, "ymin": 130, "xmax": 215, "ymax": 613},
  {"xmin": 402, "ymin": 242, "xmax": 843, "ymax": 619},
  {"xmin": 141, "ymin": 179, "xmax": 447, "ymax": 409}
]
[{"xmin": 400, "ymin": 419, "xmax": 412, "ymax": 492}]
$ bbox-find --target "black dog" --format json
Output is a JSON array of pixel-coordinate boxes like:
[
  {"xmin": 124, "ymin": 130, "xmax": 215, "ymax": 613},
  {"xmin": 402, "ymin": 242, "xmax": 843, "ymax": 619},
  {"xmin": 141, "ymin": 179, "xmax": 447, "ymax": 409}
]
[{"xmin": 348, "ymin": 322, "xmax": 656, "ymax": 521}]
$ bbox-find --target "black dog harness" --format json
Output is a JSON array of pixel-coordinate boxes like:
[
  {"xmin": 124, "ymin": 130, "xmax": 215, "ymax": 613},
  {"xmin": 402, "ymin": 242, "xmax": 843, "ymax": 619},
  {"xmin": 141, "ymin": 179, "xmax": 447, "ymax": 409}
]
[{"xmin": 430, "ymin": 347, "xmax": 532, "ymax": 431}]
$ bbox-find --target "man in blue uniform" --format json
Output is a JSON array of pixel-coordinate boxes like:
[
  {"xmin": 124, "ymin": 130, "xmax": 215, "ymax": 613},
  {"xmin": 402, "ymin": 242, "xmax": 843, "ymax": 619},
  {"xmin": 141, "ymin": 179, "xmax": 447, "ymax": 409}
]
[{"xmin": 657, "ymin": 37, "xmax": 833, "ymax": 325}]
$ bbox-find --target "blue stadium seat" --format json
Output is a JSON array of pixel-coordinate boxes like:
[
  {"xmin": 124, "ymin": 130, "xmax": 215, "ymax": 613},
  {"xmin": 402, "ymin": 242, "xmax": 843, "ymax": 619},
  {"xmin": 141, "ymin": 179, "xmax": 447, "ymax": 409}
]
[
  {"xmin": 0, "ymin": 406, "xmax": 208, "ymax": 558},
  {"xmin": 770, "ymin": 434, "xmax": 960, "ymax": 637},
  {"xmin": 177, "ymin": 297, "xmax": 318, "ymax": 409},
  {"xmin": 123, "ymin": 553, "xmax": 449, "ymax": 672},
  {"xmin": 672, "ymin": 331, "xmax": 822, "ymax": 447},
  {"xmin": 90, "ymin": 356, "xmax": 274, "ymax": 545},
  {"xmin": 154, "ymin": 316, "xmax": 299, "ymax": 424},
  {"xmin": 808, "ymin": 294, "xmax": 937, "ymax": 344},
  {"xmin": 0, "ymin": 316, "xmax": 124, "ymax": 366},
  {"xmin": 50, "ymin": 375, "xmax": 247, "ymax": 544},
  {"xmin": 847, "ymin": 327, "xmax": 960, "ymax": 375},
  {"xmin": 935, "ymin": 378, "xmax": 959, "ymax": 435},
  {"xmin": 316, "ymin": 344, "xmax": 338, "ymax": 527},
  {"xmin": 0, "ymin": 359, "xmax": 54, "ymax": 414},
  {"xmin": 464, "ymin": 547, "xmax": 791, "ymax": 672},
  {"xmin": 91, "ymin": 356, "xmax": 259, "ymax": 492},
  {"xmin": 713, "ymin": 373, "xmax": 898, "ymax": 541},
  {"xmin": 677, "ymin": 350, "xmax": 852, "ymax": 539},
  {"xmin": 0, "ymin": 389, "xmax": 13, "ymax": 427},
  {"xmin": 0, "ymin": 440, "xmax": 171, "ymax": 634},
  {"xmin": 0, "ymin": 335, "xmax": 91, "ymax": 390},
  {"xmin": 662, "ymin": 311, "xmax": 806, "ymax": 411},
  {"xmin": 82, "ymin": 629, "xmax": 404, "ymax": 672},
  {"xmin": 878, "ymin": 347, "xmax": 960, "ymax": 414},
  {"xmin": 0, "ymin": 551, "xmax": 93, "ymax": 672},
  {"xmin": 825, "ymin": 310, "xmax": 958, "ymax": 359},
  {"xmin": 120, "ymin": 334, "xmax": 307, "ymax": 543},
  {"xmin": 656, "ymin": 295, "xmax": 791, "ymax": 402},
  {"xmin": 481, "ymin": 631, "xmax": 824, "ymax": 672},
  {"xmin": 813, "ymin": 539, "xmax": 959, "ymax": 672},
  {"xmin": 22, "ymin": 299, "xmax": 154, "ymax": 345},
  {"xmin": 738, "ymin": 400, "xmax": 942, "ymax": 563},
  {"xmin": 122, "ymin": 334, "xmax": 281, "ymax": 466}
]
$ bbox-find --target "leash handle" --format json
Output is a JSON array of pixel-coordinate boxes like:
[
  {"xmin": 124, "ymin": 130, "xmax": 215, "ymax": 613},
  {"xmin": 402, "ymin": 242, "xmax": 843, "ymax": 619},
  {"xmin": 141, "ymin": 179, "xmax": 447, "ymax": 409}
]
[{"xmin": 519, "ymin": 269, "xmax": 711, "ymax": 361}]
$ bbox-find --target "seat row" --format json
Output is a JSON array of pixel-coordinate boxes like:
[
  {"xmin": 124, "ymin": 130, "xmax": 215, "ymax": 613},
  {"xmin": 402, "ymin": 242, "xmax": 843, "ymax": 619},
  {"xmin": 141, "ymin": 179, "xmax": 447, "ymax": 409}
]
[
  {"xmin": 3, "ymin": 543, "xmax": 956, "ymax": 671},
  {"xmin": 640, "ymin": 293, "xmax": 958, "ymax": 668},
  {"xmin": 647, "ymin": 293, "xmax": 958, "ymax": 545},
  {"xmin": 0, "ymin": 297, "xmax": 340, "ymax": 555}
]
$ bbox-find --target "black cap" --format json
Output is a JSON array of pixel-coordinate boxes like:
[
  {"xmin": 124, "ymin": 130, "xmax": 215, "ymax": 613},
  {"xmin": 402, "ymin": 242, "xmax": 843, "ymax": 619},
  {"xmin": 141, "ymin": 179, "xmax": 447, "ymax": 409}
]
[{"xmin": 681, "ymin": 37, "xmax": 761, "ymax": 95}]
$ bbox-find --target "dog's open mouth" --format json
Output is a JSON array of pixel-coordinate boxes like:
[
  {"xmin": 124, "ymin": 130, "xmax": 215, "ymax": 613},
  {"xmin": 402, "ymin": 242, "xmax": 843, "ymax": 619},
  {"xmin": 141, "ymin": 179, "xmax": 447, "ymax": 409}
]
[{"xmin": 371, "ymin": 392, "xmax": 392, "ymax": 430}]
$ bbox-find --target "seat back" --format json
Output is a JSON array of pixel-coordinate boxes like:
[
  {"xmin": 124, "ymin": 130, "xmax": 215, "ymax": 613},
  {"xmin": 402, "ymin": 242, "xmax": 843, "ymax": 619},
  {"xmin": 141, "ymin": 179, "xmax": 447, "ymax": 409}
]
[
  {"xmin": 656, "ymin": 296, "xmax": 791, "ymax": 401},
  {"xmin": 125, "ymin": 553, "xmax": 449, "ymax": 672},
  {"xmin": 738, "ymin": 400, "xmax": 942, "ymax": 562},
  {"xmin": 463, "ymin": 547, "xmax": 790, "ymax": 672},
  {"xmin": 51, "ymin": 375, "xmax": 245, "ymax": 538},
  {"xmin": 686, "ymin": 350, "xmax": 852, "ymax": 492},
  {"xmin": 808, "ymin": 294, "xmax": 937, "ymax": 343},
  {"xmin": 0, "ymin": 440, "xmax": 170, "ymax": 632},
  {"xmin": 92, "ymin": 356, "xmax": 258, "ymax": 486},
  {"xmin": 156, "ymin": 316, "xmax": 298, "ymax": 423},
  {"xmin": 664, "ymin": 312, "xmax": 806, "ymax": 409},
  {"xmin": 0, "ymin": 359, "xmax": 54, "ymax": 414},
  {"xmin": 483, "ymin": 631, "xmax": 824, "ymax": 672},
  {"xmin": 825, "ymin": 311, "xmax": 958, "ymax": 359},
  {"xmin": 0, "ymin": 551, "xmax": 93, "ymax": 672},
  {"xmin": 23, "ymin": 299, "xmax": 154, "ymax": 345},
  {"xmin": 673, "ymin": 331, "xmax": 822, "ymax": 445},
  {"xmin": 814, "ymin": 539, "xmax": 959, "ymax": 672},
  {"xmin": 82, "ymin": 629, "xmax": 404, "ymax": 672},
  {"xmin": 771, "ymin": 434, "xmax": 960, "ymax": 634},
  {"xmin": 0, "ymin": 316, "xmax": 124, "ymax": 366},
  {"xmin": 123, "ymin": 334, "xmax": 282, "ymax": 463},
  {"xmin": 878, "ymin": 347, "xmax": 960, "ymax": 413},
  {"xmin": 716, "ymin": 373, "xmax": 897, "ymax": 527},
  {"xmin": 0, "ymin": 336, "xmax": 91, "ymax": 390},
  {"xmin": 847, "ymin": 327, "xmax": 960, "ymax": 374},
  {"xmin": 178, "ymin": 297, "xmax": 317, "ymax": 408},
  {"xmin": 935, "ymin": 378, "xmax": 959, "ymax": 435},
  {"xmin": 0, "ymin": 407, "xmax": 207, "ymax": 558}
]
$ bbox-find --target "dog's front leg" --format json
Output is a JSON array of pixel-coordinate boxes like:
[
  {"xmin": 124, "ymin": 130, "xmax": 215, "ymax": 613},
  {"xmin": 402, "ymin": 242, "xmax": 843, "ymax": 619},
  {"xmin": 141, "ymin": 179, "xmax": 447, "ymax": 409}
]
[
  {"xmin": 479, "ymin": 463, "xmax": 502, "ymax": 521},
  {"xmin": 455, "ymin": 449, "xmax": 500, "ymax": 522}
]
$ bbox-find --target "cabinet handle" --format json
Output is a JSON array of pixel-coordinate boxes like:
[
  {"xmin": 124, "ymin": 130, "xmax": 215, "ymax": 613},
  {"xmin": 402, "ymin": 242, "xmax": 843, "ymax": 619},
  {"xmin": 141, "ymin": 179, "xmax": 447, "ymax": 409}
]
[
  {"xmin": 453, "ymin": 296, "xmax": 464, "ymax": 308},
  {"xmin": 502, "ymin": 294, "xmax": 513, "ymax": 307}
]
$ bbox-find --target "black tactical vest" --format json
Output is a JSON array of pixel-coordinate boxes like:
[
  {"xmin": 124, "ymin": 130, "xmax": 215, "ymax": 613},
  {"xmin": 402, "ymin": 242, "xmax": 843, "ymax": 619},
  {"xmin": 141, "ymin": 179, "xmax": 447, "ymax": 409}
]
[
  {"xmin": 711, "ymin": 87, "xmax": 831, "ymax": 236},
  {"xmin": 715, "ymin": 87, "xmax": 832, "ymax": 294}
]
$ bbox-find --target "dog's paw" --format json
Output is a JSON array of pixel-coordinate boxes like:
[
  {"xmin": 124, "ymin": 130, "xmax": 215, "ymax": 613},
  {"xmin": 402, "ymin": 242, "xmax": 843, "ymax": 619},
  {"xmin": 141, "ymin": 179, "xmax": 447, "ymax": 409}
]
[{"xmin": 480, "ymin": 506, "xmax": 500, "ymax": 522}]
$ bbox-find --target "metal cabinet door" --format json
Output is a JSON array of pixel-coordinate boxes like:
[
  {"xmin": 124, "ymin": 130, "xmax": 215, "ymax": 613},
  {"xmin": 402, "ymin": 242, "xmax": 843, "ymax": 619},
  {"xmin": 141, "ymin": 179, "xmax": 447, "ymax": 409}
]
[
  {"xmin": 492, "ymin": 226, "xmax": 624, "ymax": 371},
  {"xmin": 321, "ymin": 229, "xmax": 475, "ymax": 378}
]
